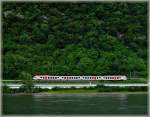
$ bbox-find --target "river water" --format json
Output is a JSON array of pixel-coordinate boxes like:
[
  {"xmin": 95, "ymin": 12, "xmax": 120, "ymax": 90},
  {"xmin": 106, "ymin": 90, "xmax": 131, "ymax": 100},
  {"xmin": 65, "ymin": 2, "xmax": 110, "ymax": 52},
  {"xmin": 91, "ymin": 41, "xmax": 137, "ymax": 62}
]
[{"xmin": 2, "ymin": 93, "xmax": 148, "ymax": 115}]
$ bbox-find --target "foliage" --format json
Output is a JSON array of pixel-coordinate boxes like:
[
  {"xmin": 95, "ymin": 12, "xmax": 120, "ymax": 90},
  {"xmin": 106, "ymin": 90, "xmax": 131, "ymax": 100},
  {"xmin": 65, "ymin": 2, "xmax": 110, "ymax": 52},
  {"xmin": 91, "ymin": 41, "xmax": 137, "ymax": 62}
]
[
  {"xmin": 96, "ymin": 85, "xmax": 147, "ymax": 92},
  {"xmin": 2, "ymin": 2, "xmax": 147, "ymax": 79},
  {"xmin": 19, "ymin": 72, "xmax": 34, "ymax": 93},
  {"xmin": 2, "ymin": 85, "xmax": 11, "ymax": 93}
]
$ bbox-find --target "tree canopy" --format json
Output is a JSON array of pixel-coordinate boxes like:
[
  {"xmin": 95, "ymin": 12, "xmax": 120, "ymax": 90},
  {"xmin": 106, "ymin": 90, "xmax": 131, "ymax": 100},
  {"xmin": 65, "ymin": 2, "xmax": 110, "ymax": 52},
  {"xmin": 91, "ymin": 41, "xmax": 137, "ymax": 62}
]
[{"xmin": 2, "ymin": 2, "xmax": 148, "ymax": 79}]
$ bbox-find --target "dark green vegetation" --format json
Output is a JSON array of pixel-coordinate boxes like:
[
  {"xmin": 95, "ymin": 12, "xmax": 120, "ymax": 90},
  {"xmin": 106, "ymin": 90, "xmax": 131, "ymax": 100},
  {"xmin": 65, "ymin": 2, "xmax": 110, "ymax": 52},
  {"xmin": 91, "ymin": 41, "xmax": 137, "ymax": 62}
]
[
  {"xmin": 2, "ymin": 85, "xmax": 46, "ymax": 93},
  {"xmin": 19, "ymin": 72, "xmax": 34, "ymax": 93},
  {"xmin": 3, "ymin": 2, "xmax": 147, "ymax": 80}
]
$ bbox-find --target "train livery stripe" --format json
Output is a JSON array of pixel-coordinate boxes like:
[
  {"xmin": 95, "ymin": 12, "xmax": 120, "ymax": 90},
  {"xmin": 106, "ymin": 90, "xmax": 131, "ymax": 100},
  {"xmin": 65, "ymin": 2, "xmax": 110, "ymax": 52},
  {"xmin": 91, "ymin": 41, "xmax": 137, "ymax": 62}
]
[{"xmin": 33, "ymin": 76, "xmax": 127, "ymax": 81}]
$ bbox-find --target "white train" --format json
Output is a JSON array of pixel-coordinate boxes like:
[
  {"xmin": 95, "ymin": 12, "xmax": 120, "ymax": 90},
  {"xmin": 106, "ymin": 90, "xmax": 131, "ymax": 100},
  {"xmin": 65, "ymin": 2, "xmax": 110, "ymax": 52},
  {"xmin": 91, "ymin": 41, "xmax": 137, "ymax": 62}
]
[{"xmin": 33, "ymin": 75, "xmax": 127, "ymax": 81}]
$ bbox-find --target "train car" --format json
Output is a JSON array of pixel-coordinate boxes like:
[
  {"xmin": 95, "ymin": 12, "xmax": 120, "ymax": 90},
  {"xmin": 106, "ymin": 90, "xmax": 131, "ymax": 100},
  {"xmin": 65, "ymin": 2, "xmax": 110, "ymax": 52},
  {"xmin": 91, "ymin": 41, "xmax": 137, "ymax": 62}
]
[{"xmin": 33, "ymin": 75, "xmax": 127, "ymax": 81}]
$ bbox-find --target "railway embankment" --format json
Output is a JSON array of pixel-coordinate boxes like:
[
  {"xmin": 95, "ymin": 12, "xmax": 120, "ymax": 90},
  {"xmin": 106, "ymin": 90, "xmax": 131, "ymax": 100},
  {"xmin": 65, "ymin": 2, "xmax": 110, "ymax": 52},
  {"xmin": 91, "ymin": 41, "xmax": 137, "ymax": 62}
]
[{"xmin": 2, "ymin": 83, "xmax": 148, "ymax": 94}]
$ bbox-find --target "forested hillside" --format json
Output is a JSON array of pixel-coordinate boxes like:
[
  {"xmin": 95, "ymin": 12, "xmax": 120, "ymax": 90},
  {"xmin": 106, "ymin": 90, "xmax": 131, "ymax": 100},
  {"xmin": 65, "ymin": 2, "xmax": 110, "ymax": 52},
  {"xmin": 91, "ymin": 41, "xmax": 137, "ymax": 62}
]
[{"xmin": 3, "ymin": 2, "xmax": 148, "ymax": 80}]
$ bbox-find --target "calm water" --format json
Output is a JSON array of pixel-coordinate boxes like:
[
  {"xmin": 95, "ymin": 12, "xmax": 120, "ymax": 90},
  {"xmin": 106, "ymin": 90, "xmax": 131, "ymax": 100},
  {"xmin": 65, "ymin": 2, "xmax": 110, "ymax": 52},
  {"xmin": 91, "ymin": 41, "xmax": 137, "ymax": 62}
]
[{"xmin": 3, "ymin": 93, "xmax": 148, "ymax": 115}]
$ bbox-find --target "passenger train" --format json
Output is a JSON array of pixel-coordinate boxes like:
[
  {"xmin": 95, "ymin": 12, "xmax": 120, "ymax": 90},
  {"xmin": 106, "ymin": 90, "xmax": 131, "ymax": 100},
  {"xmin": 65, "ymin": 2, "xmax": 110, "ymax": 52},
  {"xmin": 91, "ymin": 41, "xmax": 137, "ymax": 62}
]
[{"xmin": 33, "ymin": 75, "xmax": 127, "ymax": 81}]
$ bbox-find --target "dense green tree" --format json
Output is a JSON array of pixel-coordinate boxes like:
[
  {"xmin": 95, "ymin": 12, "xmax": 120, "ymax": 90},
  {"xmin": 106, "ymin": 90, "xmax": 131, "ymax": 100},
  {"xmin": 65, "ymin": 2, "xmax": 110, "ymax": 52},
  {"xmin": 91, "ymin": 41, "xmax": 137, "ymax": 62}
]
[
  {"xmin": 2, "ymin": 2, "xmax": 147, "ymax": 79},
  {"xmin": 19, "ymin": 72, "xmax": 34, "ymax": 93}
]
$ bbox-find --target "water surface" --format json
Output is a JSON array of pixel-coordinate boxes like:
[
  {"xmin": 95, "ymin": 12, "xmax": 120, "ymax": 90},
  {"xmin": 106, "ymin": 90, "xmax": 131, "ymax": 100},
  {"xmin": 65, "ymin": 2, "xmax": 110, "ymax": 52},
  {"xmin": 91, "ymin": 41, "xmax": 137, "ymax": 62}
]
[{"xmin": 3, "ymin": 93, "xmax": 148, "ymax": 115}]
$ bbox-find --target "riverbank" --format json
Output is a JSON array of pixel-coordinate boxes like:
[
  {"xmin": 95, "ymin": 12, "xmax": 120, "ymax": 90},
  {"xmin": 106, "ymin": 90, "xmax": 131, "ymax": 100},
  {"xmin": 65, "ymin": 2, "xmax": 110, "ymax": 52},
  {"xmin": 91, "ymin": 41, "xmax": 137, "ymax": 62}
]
[
  {"xmin": 3, "ymin": 89, "xmax": 148, "ymax": 95},
  {"xmin": 3, "ymin": 91, "xmax": 148, "ymax": 96},
  {"xmin": 3, "ymin": 84, "xmax": 148, "ymax": 94}
]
